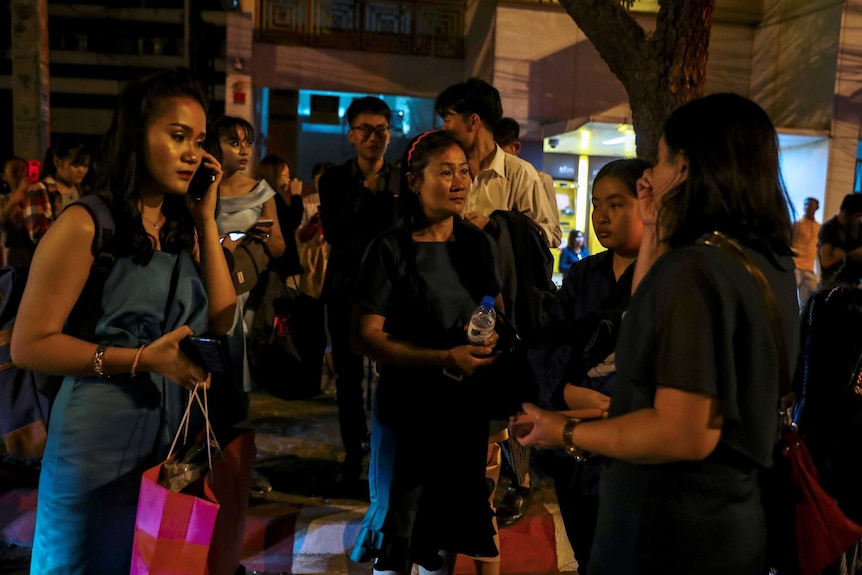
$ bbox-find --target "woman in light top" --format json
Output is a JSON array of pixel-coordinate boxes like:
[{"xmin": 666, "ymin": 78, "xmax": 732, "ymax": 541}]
[{"xmin": 213, "ymin": 116, "xmax": 285, "ymax": 402}]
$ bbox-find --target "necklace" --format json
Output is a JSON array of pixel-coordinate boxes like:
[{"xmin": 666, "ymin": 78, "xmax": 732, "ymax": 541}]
[{"xmin": 142, "ymin": 214, "xmax": 164, "ymax": 231}]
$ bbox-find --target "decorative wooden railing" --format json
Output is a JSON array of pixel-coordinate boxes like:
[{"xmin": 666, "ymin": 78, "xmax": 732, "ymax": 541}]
[{"xmin": 256, "ymin": 0, "xmax": 465, "ymax": 59}]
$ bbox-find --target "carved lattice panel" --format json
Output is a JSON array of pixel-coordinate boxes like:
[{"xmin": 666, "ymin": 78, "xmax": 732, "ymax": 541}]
[
  {"xmin": 312, "ymin": 0, "xmax": 361, "ymax": 49},
  {"xmin": 362, "ymin": 1, "xmax": 411, "ymax": 53},
  {"xmin": 414, "ymin": 3, "xmax": 463, "ymax": 58},
  {"xmin": 257, "ymin": 0, "xmax": 465, "ymax": 59},
  {"xmin": 263, "ymin": 0, "xmax": 304, "ymax": 33}
]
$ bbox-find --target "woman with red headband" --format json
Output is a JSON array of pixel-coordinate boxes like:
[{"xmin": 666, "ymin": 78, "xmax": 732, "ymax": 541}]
[{"xmin": 350, "ymin": 130, "xmax": 503, "ymax": 575}]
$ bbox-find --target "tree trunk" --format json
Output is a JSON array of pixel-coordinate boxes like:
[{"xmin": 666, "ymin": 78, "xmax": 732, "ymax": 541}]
[{"xmin": 557, "ymin": 0, "xmax": 715, "ymax": 163}]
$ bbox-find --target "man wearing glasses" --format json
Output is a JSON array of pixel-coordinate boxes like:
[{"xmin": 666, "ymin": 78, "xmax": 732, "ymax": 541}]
[{"xmin": 319, "ymin": 96, "xmax": 399, "ymax": 487}]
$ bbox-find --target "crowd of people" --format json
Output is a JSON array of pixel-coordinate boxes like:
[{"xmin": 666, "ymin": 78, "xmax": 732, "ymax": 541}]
[{"xmin": 1, "ymin": 64, "xmax": 861, "ymax": 575}]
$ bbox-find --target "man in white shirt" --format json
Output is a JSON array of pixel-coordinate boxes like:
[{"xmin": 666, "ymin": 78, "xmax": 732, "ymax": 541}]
[
  {"xmin": 435, "ymin": 78, "xmax": 561, "ymax": 248},
  {"xmin": 792, "ymin": 196, "xmax": 820, "ymax": 308},
  {"xmin": 493, "ymin": 117, "xmax": 560, "ymax": 240}
]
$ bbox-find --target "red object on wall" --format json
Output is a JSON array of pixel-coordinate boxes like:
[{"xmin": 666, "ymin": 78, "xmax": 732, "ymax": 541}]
[
  {"xmin": 233, "ymin": 81, "xmax": 246, "ymax": 105},
  {"xmin": 26, "ymin": 161, "xmax": 40, "ymax": 183}
]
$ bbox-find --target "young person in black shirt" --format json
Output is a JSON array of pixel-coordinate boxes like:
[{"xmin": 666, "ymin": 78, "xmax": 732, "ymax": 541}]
[{"xmin": 318, "ymin": 96, "xmax": 399, "ymax": 484}]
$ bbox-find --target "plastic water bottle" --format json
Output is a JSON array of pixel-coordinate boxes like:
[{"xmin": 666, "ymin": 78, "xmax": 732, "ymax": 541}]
[{"xmin": 467, "ymin": 295, "xmax": 497, "ymax": 345}]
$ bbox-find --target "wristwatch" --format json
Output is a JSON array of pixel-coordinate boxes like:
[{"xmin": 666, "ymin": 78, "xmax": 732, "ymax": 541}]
[{"xmin": 562, "ymin": 417, "xmax": 587, "ymax": 462}]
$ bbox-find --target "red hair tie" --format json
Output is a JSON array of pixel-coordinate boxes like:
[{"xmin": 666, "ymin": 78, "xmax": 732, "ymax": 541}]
[{"xmin": 407, "ymin": 130, "xmax": 439, "ymax": 167}]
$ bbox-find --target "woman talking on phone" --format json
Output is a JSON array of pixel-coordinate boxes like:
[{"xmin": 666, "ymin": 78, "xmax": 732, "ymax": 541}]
[
  {"xmin": 10, "ymin": 67, "xmax": 236, "ymax": 574},
  {"xmin": 213, "ymin": 116, "xmax": 285, "ymax": 409},
  {"xmin": 515, "ymin": 93, "xmax": 798, "ymax": 574}
]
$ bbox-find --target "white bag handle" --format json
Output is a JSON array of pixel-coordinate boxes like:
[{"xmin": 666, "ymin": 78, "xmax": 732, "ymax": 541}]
[{"xmin": 167, "ymin": 384, "xmax": 220, "ymax": 477}]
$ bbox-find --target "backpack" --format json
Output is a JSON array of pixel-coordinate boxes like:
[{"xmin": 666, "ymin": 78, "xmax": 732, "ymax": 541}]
[
  {"xmin": 477, "ymin": 211, "xmax": 558, "ymax": 417},
  {"xmin": 484, "ymin": 210, "xmax": 557, "ymax": 343},
  {"xmin": 0, "ymin": 194, "xmax": 115, "ymax": 457}
]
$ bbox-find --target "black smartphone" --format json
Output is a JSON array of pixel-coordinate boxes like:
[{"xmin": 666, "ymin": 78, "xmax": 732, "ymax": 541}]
[
  {"xmin": 187, "ymin": 166, "xmax": 216, "ymax": 201},
  {"xmin": 179, "ymin": 335, "xmax": 230, "ymax": 376}
]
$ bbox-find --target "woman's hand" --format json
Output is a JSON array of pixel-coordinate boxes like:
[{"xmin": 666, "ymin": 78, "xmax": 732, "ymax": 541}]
[
  {"xmin": 637, "ymin": 158, "xmax": 687, "ymax": 229},
  {"xmin": 219, "ymin": 233, "xmax": 245, "ymax": 253},
  {"xmin": 635, "ymin": 175, "xmax": 660, "ymax": 228},
  {"xmin": 512, "ymin": 402, "xmax": 570, "ymax": 449},
  {"xmin": 247, "ymin": 222, "xmax": 272, "ymax": 243},
  {"xmin": 444, "ymin": 344, "xmax": 498, "ymax": 376},
  {"xmin": 185, "ymin": 151, "xmax": 223, "ymax": 226},
  {"xmin": 563, "ymin": 384, "xmax": 610, "ymax": 414},
  {"xmin": 137, "ymin": 325, "xmax": 211, "ymax": 390}
]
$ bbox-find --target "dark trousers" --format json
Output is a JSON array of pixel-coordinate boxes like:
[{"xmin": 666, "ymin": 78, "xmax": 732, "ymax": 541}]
[
  {"xmin": 551, "ymin": 457, "xmax": 599, "ymax": 573},
  {"xmin": 326, "ymin": 297, "xmax": 368, "ymax": 459}
]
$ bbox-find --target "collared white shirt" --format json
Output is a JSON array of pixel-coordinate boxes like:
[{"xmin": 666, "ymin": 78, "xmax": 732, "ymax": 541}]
[{"xmin": 466, "ymin": 144, "xmax": 561, "ymax": 247}]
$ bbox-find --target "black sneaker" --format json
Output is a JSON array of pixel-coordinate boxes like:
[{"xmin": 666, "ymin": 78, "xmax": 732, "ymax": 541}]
[{"xmin": 496, "ymin": 484, "xmax": 532, "ymax": 527}]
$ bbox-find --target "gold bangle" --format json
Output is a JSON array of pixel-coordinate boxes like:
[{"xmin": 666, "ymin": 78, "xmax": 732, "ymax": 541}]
[
  {"xmin": 93, "ymin": 345, "xmax": 107, "ymax": 377},
  {"xmin": 562, "ymin": 417, "xmax": 587, "ymax": 462},
  {"xmin": 131, "ymin": 345, "xmax": 146, "ymax": 378}
]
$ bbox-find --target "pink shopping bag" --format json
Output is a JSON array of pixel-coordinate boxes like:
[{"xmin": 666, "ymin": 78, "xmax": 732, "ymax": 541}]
[{"xmin": 130, "ymin": 459, "xmax": 220, "ymax": 575}]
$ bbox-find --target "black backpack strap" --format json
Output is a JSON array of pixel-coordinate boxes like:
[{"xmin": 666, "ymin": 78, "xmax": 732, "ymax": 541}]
[
  {"xmin": 66, "ymin": 194, "xmax": 115, "ymax": 264},
  {"xmin": 62, "ymin": 194, "xmax": 116, "ymax": 341}
]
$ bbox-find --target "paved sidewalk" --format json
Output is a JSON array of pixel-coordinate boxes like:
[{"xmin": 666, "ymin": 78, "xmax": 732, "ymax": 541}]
[{"xmin": 1, "ymin": 389, "xmax": 578, "ymax": 575}]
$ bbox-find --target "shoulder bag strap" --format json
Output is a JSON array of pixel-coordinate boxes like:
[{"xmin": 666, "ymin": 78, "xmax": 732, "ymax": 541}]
[
  {"xmin": 161, "ymin": 254, "xmax": 183, "ymax": 334},
  {"xmin": 698, "ymin": 232, "xmax": 794, "ymax": 424}
]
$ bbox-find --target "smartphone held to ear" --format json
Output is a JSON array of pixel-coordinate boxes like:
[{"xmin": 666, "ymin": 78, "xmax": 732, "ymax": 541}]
[{"xmin": 187, "ymin": 166, "xmax": 216, "ymax": 201}]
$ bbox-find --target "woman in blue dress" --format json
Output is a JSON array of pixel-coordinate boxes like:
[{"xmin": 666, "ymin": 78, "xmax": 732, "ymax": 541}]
[
  {"xmin": 558, "ymin": 229, "xmax": 589, "ymax": 273},
  {"xmin": 350, "ymin": 130, "xmax": 502, "ymax": 575},
  {"xmin": 11, "ymin": 67, "xmax": 237, "ymax": 575}
]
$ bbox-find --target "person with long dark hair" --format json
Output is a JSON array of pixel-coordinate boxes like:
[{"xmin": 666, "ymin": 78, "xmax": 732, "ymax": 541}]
[
  {"xmin": 254, "ymin": 154, "xmax": 303, "ymax": 283},
  {"xmin": 516, "ymin": 93, "xmax": 798, "ymax": 574},
  {"xmin": 350, "ymin": 130, "xmax": 502, "ymax": 575},
  {"xmin": 10, "ymin": 67, "xmax": 236, "ymax": 574}
]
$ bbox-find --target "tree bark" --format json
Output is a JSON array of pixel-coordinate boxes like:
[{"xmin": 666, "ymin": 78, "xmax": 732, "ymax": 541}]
[{"xmin": 557, "ymin": 0, "xmax": 715, "ymax": 162}]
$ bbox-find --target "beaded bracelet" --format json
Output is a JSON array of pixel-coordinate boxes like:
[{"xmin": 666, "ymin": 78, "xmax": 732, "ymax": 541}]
[
  {"xmin": 93, "ymin": 345, "xmax": 106, "ymax": 377},
  {"xmin": 131, "ymin": 345, "xmax": 146, "ymax": 378}
]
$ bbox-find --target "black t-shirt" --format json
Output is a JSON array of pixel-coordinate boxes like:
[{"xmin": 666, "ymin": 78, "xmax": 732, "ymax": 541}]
[
  {"xmin": 317, "ymin": 159, "xmax": 398, "ymax": 300},
  {"xmin": 355, "ymin": 225, "xmax": 501, "ymax": 352},
  {"xmin": 590, "ymin": 241, "xmax": 798, "ymax": 575},
  {"xmin": 611, "ymin": 242, "xmax": 798, "ymax": 465}
]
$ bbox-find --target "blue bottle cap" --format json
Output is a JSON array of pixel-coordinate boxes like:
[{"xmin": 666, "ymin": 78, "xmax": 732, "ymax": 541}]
[{"xmin": 480, "ymin": 295, "xmax": 495, "ymax": 309}]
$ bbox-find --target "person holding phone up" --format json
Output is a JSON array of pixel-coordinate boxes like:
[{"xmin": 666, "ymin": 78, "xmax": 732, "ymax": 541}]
[
  {"xmin": 10, "ymin": 67, "xmax": 236, "ymax": 574},
  {"xmin": 212, "ymin": 116, "xmax": 285, "ymax": 416}
]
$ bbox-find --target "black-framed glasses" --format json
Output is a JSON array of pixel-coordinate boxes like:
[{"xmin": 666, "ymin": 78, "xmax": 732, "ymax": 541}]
[{"xmin": 350, "ymin": 124, "xmax": 389, "ymax": 139}]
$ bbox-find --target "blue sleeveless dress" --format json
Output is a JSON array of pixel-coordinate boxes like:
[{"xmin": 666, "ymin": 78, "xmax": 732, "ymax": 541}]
[{"xmin": 30, "ymin": 251, "xmax": 209, "ymax": 575}]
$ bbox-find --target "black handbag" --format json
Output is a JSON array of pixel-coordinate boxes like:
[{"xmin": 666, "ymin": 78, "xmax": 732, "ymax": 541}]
[{"xmin": 477, "ymin": 308, "xmax": 538, "ymax": 420}]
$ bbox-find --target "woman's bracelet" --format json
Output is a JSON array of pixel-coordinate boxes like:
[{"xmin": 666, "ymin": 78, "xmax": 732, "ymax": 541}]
[
  {"xmin": 93, "ymin": 345, "xmax": 107, "ymax": 377},
  {"xmin": 131, "ymin": 344, "xmax": 146, "ymax": 378}
]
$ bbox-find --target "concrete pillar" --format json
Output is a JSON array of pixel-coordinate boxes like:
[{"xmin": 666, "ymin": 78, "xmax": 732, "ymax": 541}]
[
  {"xmin": 11, "ymin": 0, "xmax": 50, "ymax": 162},
  {"xmin": 825, "ymin": 0, "xmax": 862, "ymax": 218}
]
